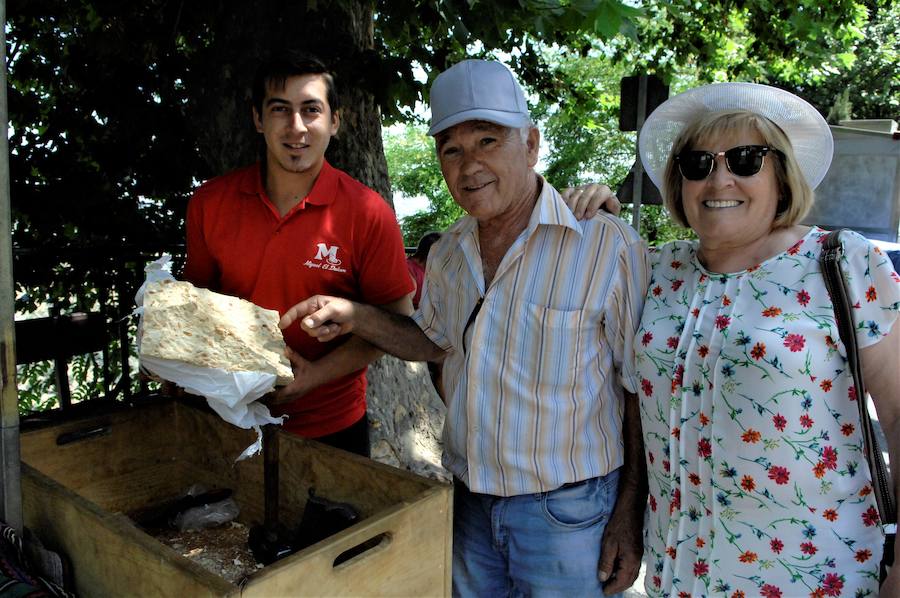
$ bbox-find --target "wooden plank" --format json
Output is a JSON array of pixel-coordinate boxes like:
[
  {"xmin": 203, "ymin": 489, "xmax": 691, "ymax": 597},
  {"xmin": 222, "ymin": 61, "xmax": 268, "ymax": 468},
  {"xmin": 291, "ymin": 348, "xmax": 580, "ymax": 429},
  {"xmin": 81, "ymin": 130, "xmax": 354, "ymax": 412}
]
[
  {"xmin": 168, "ymin": 401, "xmax": 443, "ymax": 522},
  {"xmin": 23, "ymin": 463, "xmax": 236, "ymax": 598},
  {"xmin": 242, "ymin": 486, "xmax": 452, "ymax": 597},
  {"xmin": 71, "ymin": 461, "xmax": 199, "ymax": 515},
  {"xmin": 21, "ymin": 399, "xmax": 453, "ymax": 597},
  {"xmin": 0, "ymin": 0, "xmax": 22, "ymax": 529},
  {"xmin": 170, "ymin": 399, "xmax": 266, "ymax": 523},
  {"xmin": 14, "ymin": 313, "xmax": 109, "ymax": 365},
  {"xmin": 20, "ymin": 402, "xmax": 182, "ymax": 494},
  {"xmin": 276, "ymin": 423, "xmax": 439, "ymax": 519},
  {"xmin": 171, "ymin": 405, "xmax": 453, "ymax": 596}
]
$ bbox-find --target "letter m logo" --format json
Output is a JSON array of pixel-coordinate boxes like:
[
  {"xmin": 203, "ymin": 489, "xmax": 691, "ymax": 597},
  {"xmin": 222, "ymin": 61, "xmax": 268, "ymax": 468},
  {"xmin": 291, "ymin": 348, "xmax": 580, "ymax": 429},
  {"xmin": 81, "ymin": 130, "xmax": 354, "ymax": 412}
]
[{"xmin": 314, "ymin": 243, "xmax": 342, "ymax": 265}]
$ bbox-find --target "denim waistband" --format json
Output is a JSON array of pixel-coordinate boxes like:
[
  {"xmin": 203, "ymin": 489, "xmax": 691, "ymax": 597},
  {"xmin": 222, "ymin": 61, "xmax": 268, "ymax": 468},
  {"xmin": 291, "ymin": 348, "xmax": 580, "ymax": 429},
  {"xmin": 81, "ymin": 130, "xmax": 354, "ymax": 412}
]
[{"xmin": 454, "ymin": 468, "xmax": 620, "ymax": 498}]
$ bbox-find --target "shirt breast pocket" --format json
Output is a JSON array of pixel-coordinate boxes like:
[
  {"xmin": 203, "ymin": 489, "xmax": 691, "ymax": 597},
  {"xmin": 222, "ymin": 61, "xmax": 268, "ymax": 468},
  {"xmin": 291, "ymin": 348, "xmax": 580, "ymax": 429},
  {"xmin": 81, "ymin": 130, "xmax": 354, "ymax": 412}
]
[{"xmin": 507, "ymin": 301, "xmax": 595, "ymax": 396}]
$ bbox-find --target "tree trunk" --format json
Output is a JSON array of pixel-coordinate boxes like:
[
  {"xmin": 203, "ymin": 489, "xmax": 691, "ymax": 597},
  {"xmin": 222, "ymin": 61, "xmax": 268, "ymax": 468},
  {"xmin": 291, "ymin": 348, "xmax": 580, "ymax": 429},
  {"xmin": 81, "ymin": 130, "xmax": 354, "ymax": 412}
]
[
  {"xmin": 365, "ymin": 356, "xmax": 449, "ymax": 481},
  {"xmin": 188, "ymin": 0, "xmax": 392, "ymax": 205}
]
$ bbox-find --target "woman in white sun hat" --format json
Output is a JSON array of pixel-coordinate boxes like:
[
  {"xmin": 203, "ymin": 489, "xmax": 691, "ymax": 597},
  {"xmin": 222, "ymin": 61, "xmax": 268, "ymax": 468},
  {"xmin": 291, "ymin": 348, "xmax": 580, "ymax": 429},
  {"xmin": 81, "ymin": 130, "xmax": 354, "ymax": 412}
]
[{"xmin": 633, "ymin": 82, "xmax": 900, "ymax": 597}]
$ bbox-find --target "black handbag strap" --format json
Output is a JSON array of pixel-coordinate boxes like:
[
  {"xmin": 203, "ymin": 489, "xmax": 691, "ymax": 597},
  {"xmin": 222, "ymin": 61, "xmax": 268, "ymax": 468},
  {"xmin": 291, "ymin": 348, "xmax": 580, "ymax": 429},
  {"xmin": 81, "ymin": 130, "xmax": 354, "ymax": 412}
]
[{"xmin": 821, "ymin": 229, "xmax": 897, "ymax": 525}]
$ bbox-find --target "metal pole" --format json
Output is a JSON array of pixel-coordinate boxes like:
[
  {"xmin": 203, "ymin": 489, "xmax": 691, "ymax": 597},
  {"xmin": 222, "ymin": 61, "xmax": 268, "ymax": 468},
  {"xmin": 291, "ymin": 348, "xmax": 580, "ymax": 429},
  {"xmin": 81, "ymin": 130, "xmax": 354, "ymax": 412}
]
[
  {"xmin": 0, "ymin": 0, "xmax": 24, "ymax": 532},
  {"xmin": 631, "ymin": 75, "xmax": 647, "ymax": 233}
]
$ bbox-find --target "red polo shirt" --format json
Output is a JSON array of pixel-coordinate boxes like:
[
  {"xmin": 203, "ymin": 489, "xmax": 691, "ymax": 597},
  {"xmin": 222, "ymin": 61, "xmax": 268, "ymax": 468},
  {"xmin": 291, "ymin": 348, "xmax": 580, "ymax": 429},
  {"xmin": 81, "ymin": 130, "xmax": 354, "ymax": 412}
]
[{"xmin": 185, "ymin": 161, "xmax": 413, "ymax": 437}]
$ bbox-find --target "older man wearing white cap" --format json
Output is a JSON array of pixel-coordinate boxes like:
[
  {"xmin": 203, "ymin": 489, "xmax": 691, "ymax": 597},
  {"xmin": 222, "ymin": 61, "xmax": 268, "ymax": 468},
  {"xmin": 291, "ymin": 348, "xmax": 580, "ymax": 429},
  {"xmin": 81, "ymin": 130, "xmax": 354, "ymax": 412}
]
[{"xmin": 282, "ymin": 59, "xmax": 649, "ymax": 596}]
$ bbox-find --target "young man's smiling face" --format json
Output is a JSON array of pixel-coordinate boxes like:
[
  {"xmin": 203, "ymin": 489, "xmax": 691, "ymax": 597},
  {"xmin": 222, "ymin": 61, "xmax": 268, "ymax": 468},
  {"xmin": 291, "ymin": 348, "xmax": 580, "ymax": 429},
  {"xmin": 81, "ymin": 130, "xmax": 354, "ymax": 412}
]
[{"xmin": 253, "ymin": 73, "xmax": 339, "ymax": 179}]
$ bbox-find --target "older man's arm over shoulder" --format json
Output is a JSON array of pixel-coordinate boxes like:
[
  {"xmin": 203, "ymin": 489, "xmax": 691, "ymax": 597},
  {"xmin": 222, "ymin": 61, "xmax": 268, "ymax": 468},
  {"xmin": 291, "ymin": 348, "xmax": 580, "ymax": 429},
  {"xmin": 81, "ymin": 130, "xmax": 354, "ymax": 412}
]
[
  {"xmin": 282, "ymin": 294, "xmax": 447, "ymax": 363},
  {"xmin": 598, "ymin": 389, "xmax": 648, "ymax": 593}
]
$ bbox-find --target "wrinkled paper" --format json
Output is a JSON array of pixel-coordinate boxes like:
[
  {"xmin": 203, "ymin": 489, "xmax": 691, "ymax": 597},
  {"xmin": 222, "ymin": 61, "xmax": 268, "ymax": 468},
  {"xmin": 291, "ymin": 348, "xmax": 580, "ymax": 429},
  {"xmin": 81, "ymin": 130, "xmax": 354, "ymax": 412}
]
[{"xmin": 135, "ymin": 255, "xmax": 286, "ymax": 460}]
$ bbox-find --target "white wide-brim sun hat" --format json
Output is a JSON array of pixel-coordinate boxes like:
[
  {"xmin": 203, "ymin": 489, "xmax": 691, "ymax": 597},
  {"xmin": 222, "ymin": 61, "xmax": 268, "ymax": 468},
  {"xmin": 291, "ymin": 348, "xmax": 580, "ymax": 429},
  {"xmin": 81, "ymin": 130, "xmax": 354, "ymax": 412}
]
[{"xmin": 638, "ymin": 82, "xmax": 834, "ymax": 192}]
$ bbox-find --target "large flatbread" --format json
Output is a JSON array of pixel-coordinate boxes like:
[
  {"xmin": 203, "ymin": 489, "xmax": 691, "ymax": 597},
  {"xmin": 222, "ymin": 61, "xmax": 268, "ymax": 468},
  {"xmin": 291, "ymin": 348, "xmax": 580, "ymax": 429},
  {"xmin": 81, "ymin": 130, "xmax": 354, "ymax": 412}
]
[{"xmin": 141, "ymin": 279, "xmax": 294, "ymax": 385}]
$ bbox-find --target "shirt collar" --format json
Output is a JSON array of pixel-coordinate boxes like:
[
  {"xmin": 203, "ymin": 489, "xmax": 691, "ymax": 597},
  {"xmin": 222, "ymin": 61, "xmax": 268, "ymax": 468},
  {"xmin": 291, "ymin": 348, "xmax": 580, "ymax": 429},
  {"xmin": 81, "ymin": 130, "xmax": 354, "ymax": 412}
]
[
  {"xmin": 304, "ymin": 160, "xmax": 338, "ymax": 206},
  {"xmin": 527, "ymin": 175, "xmax": 583, "ymax": 236},
  {"xmin": 446, "ymin": 174, "xmax": 583, "ymax": 239},
  {"xmin": 239, "ymin": 160, "xmax": 338, "ymax": 207}
]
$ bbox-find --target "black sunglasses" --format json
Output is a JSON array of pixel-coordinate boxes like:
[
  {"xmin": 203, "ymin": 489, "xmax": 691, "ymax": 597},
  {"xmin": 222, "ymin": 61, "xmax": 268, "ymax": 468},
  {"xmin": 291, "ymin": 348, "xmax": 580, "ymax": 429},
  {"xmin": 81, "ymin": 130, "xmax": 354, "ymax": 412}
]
[{"xmin": 676, "ymin": 145, "xmax": 784, "ymax": 181}]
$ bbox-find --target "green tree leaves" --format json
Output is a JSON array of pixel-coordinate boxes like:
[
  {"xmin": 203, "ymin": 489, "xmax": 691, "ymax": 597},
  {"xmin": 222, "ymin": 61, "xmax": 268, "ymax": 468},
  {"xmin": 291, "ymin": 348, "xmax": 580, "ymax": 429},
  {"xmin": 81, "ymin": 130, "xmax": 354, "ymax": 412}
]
[{"xmin": 383, "ymin": 125, "xmax": 463, "ymax": 245}]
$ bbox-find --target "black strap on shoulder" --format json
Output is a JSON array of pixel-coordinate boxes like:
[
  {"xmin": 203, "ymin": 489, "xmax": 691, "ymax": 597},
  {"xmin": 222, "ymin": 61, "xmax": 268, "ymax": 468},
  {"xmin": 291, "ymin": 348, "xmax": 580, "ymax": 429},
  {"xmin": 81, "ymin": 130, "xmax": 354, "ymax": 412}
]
[{"xmin": 820, "ymin": 229, "xmax": 896, "ymax": 525}]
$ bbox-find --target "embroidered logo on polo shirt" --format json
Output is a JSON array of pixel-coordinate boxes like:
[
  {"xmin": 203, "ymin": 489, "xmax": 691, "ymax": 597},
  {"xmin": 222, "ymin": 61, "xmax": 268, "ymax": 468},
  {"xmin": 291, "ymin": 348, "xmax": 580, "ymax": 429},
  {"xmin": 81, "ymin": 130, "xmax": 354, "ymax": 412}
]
[{"xmin": 303, "ymin": 243, "xmax": 348, "ymax": 273}]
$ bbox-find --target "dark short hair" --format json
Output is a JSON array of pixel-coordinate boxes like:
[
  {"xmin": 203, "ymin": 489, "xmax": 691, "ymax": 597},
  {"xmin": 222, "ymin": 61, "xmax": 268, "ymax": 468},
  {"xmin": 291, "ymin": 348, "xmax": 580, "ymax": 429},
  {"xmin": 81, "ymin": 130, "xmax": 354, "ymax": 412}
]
[
  {"xmin": 252, "ymin": 50, "xmax": 340, "ymax": 116},
  {"xmin": 413, "ymin": 232, "xmax": 442, "ymax": 260}
]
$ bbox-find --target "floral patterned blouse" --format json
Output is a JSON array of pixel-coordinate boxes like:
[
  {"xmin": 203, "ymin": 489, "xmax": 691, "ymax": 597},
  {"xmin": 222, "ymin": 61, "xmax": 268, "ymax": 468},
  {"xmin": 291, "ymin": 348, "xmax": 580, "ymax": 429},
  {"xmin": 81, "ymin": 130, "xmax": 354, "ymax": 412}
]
[{"xmin": 635, "ymin": 227, "xmax": 900, "ymax": 598}]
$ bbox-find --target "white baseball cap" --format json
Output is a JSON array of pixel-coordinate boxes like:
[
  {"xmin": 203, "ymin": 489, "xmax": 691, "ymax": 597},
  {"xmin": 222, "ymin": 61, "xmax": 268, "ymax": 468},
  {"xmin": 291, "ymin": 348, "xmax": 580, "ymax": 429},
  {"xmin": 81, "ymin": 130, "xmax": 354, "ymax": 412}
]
[
  {"xmin": 639, "ymin": 82, "xmax": 833, "ymax": 190},
  {"xmin": 427, "ymin": 60, "xmax": 532, "ymax": 136}
]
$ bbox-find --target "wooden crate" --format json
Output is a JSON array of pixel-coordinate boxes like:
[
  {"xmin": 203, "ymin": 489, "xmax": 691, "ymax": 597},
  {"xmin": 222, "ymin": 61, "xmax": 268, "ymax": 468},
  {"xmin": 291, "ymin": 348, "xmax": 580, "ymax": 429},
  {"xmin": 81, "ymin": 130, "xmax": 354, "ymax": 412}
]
[{"xmin": 19, "ymin": 399, "xmax": 452, "ymax": 597}]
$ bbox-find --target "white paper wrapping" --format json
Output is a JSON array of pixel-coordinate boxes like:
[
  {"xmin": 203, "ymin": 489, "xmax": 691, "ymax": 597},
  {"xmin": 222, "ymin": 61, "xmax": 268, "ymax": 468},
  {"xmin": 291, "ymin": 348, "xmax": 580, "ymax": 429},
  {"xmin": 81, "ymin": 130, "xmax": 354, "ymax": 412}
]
[{"xmin": 135, "ymin": 255, "xmax": 287, "ymax": 460}]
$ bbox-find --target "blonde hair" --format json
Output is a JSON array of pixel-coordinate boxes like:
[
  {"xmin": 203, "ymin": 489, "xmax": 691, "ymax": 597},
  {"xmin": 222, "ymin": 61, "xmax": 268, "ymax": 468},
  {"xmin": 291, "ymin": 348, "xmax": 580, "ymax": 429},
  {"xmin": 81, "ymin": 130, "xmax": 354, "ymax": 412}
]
[{"xmin": 662, "ymin": 110, "xmax": 814, "ymax": 229}]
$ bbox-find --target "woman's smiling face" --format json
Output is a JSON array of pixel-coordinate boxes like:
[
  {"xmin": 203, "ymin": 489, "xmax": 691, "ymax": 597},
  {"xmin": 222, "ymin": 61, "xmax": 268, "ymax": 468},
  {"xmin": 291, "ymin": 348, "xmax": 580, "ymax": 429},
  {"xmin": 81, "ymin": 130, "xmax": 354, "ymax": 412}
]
[{"xmin": 681, "ymin": 127, "xmax": 781, "ymax": 251}]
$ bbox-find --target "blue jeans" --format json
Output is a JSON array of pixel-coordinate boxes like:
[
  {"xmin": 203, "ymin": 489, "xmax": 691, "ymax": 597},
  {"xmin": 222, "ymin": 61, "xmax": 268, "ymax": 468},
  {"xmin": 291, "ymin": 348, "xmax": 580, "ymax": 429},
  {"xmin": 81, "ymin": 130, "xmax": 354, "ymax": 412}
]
[{"xmin": 452, "ymin": 469, "xmax": 621, "ymax": 598}]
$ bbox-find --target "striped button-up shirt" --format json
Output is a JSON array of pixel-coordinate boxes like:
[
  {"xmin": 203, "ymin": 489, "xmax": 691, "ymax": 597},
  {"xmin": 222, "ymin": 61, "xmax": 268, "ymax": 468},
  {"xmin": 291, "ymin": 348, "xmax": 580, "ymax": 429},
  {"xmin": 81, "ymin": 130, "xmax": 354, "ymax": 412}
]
[{"xmin": 413, "ymin": 178, "xmax": 649, "ymax": 496}]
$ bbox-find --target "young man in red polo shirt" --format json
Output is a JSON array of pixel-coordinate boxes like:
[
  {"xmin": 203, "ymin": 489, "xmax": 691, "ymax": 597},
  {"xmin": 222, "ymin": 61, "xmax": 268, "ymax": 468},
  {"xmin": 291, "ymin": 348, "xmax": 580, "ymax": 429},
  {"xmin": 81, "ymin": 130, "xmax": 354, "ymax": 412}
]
[{"xmin": 184, "ymin": 51, "xmax": 414, "ymax": 456}]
